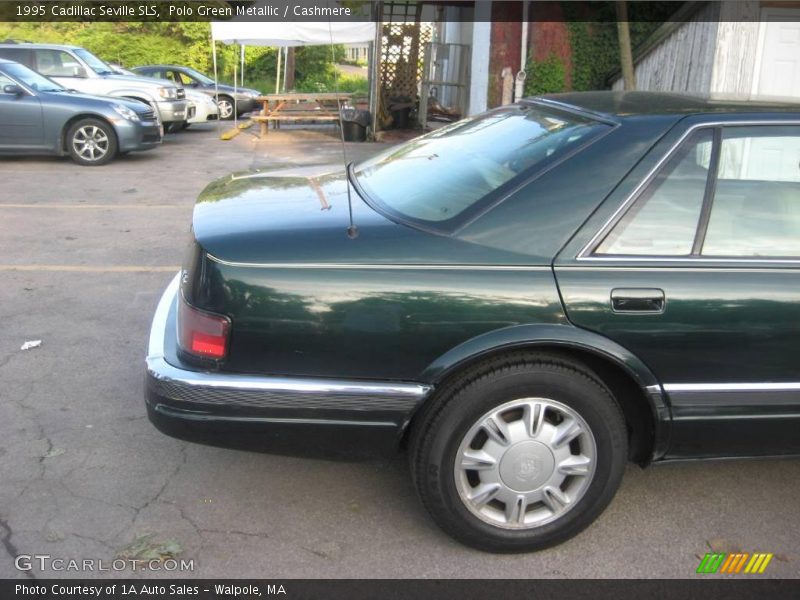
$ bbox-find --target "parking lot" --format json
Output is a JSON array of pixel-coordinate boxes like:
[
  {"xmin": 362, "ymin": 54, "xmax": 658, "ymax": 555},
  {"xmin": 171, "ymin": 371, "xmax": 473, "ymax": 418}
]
[{"xmin": 1, "ymin": 123, "xmax": 799, "ymax": 579}]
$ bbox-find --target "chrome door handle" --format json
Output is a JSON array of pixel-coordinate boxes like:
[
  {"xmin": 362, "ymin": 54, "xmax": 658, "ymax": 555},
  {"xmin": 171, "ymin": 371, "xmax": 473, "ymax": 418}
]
[{"xmin": 610, "ymin": 288, "xmax": 665, "ymax": 313}]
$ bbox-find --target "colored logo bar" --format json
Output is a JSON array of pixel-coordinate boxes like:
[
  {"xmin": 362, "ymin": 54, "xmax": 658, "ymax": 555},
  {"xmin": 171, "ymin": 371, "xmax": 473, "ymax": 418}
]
[{"xmin": 696, "ymin": 552, "xmax": 774, "ymax": 574}]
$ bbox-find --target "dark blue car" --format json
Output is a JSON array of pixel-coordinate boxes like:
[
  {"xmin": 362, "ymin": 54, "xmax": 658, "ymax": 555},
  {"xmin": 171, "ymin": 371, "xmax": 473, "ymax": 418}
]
[{"xmin": 0, "ymin": 58, "xmax": 162, "ymax": 165}]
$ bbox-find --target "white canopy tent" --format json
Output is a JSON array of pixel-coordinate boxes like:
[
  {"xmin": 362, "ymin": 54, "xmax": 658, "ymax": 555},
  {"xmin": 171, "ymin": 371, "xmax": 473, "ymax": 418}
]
[
  {"xmin": 210, "ymin": 22, "xmax": 376, "ymax": 47},
  {"xmin": 209, "ymin": 21, "xmax": 378, "ymax": 128}
]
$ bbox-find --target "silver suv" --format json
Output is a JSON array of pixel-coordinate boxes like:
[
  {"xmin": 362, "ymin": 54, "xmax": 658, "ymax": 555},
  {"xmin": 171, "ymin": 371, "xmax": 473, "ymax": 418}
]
[{"xmin": 0, "ymin": 42, "xmax": 188, "ymax": 128}]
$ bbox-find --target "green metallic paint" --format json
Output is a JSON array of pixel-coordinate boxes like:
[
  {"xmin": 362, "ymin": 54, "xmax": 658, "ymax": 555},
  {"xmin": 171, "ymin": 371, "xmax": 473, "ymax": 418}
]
[
  {"xmin": 196, "ymin": 261, "xmax": 568, "ymax": 381},
  {"xmin": 177, "ymin": 96, "xmax": 800, "ymax": 461},
  {"xmin": 554, "ymin": 112, "xmax": 800, "ymax": 459}
]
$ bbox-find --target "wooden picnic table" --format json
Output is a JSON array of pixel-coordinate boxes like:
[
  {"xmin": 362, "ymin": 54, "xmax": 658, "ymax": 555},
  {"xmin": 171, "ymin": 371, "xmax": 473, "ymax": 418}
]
[{"xmin": 252, "ymin": 92, "xmax": 352, "ymax": 138}]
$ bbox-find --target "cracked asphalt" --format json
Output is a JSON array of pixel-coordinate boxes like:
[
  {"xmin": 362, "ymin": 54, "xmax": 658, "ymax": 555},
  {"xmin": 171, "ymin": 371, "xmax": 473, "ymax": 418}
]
[{"xmin": 1, "ymin": 124, "xmax": 799, "ymax": 580}]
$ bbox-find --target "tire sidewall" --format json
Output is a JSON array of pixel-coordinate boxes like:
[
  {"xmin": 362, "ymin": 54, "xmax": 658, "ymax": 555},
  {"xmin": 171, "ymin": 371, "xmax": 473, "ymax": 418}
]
[
  {"xmin": 67, "ymin": 118, "xmax": 117, "ymax": 166},
  {"xmin": 419, "ymin": 363, "xmax": 627, "ymax": 552}
]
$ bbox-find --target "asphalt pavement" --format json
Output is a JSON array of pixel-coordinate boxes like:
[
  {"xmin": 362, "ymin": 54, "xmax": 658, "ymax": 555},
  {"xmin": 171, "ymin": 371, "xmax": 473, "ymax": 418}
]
[{"xmin": 1, "ymin": 123, "xmax": 798, "ymax": 579}]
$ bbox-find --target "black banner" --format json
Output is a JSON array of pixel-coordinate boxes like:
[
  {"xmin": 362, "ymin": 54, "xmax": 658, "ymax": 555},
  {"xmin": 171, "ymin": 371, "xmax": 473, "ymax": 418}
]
[{"xmin": 3, "ymin": 579, "xmax": 800, "ymax": 600}]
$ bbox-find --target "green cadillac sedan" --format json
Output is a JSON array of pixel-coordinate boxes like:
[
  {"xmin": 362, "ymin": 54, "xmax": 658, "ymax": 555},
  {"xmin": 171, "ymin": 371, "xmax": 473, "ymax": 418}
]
[{"xmin": 146, "ymin": 92, "xmax": 800, "ymax": 552}]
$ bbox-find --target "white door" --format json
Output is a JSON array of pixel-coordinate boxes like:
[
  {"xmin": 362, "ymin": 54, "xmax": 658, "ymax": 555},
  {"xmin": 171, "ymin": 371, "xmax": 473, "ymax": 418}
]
[{"xmin": 756, "ymin": 11, "xmax": 800, "ymax": 98}]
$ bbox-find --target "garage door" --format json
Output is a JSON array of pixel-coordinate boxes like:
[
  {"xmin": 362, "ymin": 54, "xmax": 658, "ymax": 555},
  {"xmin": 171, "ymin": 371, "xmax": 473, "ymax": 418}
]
[{"xmin": 756, "ymin": 11, "xmax": 800, "ymax": 98}]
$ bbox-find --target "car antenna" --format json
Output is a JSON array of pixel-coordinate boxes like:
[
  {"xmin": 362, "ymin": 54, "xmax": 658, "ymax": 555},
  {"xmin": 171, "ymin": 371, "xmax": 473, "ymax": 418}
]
[{"xmin": 329, "ymin": 14, "xmax": 358, "ymax": 239}]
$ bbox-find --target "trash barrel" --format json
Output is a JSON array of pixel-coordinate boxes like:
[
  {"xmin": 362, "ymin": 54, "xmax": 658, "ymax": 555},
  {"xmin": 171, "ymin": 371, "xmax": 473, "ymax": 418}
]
[
  {"xmin": 391, "ymin": 107, "xmax": 411, "ymax": 129},
  {"xmin": 340, "ymin": 108, "xmax": 370, "ymax": 142}
]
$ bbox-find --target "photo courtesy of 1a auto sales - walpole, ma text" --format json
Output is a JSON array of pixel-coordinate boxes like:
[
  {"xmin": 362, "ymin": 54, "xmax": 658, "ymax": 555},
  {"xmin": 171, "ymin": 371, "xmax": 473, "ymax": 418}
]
[{"xmin": 0, "ymin": 1, "xmax": 799, "ymax": 599}]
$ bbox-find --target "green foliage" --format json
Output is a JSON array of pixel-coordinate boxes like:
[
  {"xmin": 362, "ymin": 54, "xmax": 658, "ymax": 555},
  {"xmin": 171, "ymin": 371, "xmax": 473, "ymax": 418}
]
[
  {"xmin": 0, "ymin": 22, "xmax": 343, "ymax": 94},
  {"xmin": 524, "ymin": 52, "xmax": 567, "ymax": 96},
  {"xmin": 295, "ymin": 72, "xmax": 368, "ymax": 95},
  {"xmin": 563, "ymin": 2, "xmax": 676, "ymax": 91}
]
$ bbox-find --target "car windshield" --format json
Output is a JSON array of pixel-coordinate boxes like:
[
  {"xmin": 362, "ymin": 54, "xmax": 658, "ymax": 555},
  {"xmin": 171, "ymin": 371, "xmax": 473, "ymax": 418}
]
[
  {"xmin": 353, "ymin": 103, "xmax": 609, "ymax": 231},
  {"xmin": 182, "ymin": 67, "xmax": 214, "ymax": 85},
  {"xmin": 3, "ymin": 62, "xmax": 64, "ymax": 92},
  {"xmin": 74, "ymin": 48, "xmax": 114, "ymax": 75}
]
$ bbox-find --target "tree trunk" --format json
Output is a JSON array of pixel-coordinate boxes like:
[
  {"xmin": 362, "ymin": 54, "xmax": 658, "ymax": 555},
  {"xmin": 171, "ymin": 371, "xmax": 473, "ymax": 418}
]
[{"xmin": 616, "ymin": 1, "xmax": 636, "ymax": 91}]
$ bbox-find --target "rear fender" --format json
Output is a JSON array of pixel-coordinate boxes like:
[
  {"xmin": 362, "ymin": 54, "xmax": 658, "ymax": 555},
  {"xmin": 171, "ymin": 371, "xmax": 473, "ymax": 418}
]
[{"xmin": 419, "ymin": 323, "xmax": 671, "ymax": 459}]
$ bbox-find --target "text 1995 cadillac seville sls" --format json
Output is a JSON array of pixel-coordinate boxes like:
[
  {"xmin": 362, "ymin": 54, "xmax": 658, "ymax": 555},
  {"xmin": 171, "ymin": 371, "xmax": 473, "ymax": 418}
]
[{"xmin": 146, "ymin": 92, "xmax": 800, "ymax": 552}]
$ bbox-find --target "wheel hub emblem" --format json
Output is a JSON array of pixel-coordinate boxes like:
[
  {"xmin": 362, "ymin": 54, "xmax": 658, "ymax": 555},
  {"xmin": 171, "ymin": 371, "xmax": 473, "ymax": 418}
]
[{"xmin": 515, "ymin": 455, "xmax": 540, "ymax": 481}]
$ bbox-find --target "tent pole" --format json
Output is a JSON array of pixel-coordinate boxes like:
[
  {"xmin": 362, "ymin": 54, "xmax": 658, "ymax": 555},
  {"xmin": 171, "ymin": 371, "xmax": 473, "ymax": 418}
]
[
  {"xmin": 283, "ymin": 47, "xmax": 288, "ymax": 91},
  {"xmin": 233, "ymin": 59, "xmax": 238, "ymax": 128},
  {"xmin": 275, "ymin": 46, "xmax": 282, "ymax": 94},
  {"xmin": 370, "ymin": 11, "xmax": 381, "ymax": 137},
  {"xmin": 212, "ymin": 36, "xmax": 220, "ymax": 135}
]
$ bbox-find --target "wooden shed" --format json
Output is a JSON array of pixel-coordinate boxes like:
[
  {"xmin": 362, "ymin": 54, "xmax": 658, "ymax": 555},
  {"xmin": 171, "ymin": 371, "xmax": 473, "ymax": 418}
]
[{"xmin": 609, "ymin": 1, "xmax": 800, "ymax": 101}]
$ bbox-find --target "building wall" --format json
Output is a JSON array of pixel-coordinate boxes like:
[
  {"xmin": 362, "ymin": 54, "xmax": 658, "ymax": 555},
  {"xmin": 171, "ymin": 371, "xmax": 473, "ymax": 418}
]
[
  {"xmin": 487, "ymin": 2, "xmax": 523, "ymax": 108},
  {"xmin": 709, "ymin": 1, "xmax": 762, "ymax": 96},
  {"xmin": 468, "ymin": 1, "xmax": 492, "ymax": 114}
]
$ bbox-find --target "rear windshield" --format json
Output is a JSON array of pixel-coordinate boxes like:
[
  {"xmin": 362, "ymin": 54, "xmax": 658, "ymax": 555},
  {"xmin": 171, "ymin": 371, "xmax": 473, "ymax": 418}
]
[{"xmin": 353, "ymin": 103, "xmax": 610, "ymax": 232}]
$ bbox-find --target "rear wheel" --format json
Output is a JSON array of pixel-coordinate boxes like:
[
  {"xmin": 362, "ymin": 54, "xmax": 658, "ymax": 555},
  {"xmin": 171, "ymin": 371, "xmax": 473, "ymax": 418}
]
[
  {"xmin": 410, "ymin": 353, "xmax": 627, "ymax": 553},
  {"xmin": 66, "ymin": 118, "xmax": 117, "ymax": 166}
]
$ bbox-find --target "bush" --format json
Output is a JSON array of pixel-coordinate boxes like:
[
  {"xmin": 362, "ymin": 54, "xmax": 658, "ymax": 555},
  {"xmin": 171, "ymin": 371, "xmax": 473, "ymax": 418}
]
[{"xmin": 524, "ymin": 52, "xmax": 567, "ymax": 96}]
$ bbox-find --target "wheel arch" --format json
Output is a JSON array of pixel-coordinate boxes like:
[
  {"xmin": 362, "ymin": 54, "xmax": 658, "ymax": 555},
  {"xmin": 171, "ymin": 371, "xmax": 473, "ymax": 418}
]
[
  {"xmin": 60, "ymin": 114, "xmax": 119, "ymax": 155},
  {"xmin": 408, "ymin": 324, "xmax": 670, "ymax": 464}
]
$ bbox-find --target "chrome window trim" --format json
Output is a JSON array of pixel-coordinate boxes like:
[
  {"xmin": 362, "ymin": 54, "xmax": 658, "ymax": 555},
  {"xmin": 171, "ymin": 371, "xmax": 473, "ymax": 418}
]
[
  {"xmin": 206, "ymin": 254, "xmax": 552, "ymax": 271},
  {"xmin": 578, "ymin": 119, "xmax": 800, "ymax": 262}
]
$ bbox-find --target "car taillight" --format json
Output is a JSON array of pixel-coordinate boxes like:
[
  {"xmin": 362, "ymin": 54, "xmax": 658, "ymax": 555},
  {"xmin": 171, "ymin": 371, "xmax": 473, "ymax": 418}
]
[{"xmin": 177, "ymin": 293, "xmax": 231, "ymax": 360}]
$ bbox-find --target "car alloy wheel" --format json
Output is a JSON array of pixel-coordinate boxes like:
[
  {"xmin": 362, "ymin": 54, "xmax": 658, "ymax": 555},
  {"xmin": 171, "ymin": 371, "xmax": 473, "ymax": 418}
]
[
  {"xmin": 410, "ymin": 352, "xmax": 627, "ymax": 553},
  {"xmin": 217, "ymin": 97, "xmax": 234, "ymax": 120},
  {"xmin": 454, "ymin": 397, "xmax": 596, "ymax": 529},
  {"xmin": 66, "ymin": 118, "xmax": 117, "ymax": 166}
]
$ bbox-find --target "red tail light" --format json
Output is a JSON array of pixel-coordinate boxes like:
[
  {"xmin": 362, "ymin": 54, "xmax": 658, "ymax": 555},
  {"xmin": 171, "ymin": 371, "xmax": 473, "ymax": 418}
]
[{"xmin": 177, "ymin": 293, "xmax": 231, "ymax": 360}]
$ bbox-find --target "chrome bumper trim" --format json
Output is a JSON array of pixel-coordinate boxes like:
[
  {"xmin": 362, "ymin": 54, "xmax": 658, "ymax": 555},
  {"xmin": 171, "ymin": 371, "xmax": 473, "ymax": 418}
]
[{"xmin": 146, "ymin": 273, "xmax": 431, "ymax": 413}]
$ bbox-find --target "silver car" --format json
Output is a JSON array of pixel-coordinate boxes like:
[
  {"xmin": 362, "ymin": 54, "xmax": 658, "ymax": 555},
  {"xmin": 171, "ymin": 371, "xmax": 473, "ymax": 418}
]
[
  {"xmin": 0, "ymin": 42, "xmax": 188, "ymax": 128},
  {"xmin": 0, "ymin": 59, "xmax": 162, "ymax": 165}
]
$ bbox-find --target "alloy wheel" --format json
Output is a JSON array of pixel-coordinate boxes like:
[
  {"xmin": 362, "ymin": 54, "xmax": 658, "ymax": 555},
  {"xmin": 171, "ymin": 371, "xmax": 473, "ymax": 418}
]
[
  {"xmin": 217, "ymin": 98, "xmax": 234, "ymax": 119},
  {"xmin": 454, "ymin": 397, "xmax": 597, "ymax": 530},
  {"xmin": 71, "ymin": 125, "xmax": 110, "ymax": 162}
]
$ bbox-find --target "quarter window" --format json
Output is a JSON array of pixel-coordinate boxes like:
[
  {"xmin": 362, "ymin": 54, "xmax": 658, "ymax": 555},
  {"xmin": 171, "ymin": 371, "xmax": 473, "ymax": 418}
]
[{"xmin": 595, "ymin": 130, "xmax": 712, "ymax": 255}]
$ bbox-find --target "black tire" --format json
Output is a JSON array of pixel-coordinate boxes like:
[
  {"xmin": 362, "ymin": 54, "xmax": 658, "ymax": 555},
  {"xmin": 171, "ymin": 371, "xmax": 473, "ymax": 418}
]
[
  {"xmin": 66, "ymin": 118, "xmax": 117, "ymax": 166},
  {"xmin": 216, "ymin": 96, "xmax": 235, "ymax": 120},
  {"xmin": 409, "ymin": 352, "xmax": 627, "ymax": 553},
  {"xmin": 181, "ymin": 122, "xmax": 191, "ymax": 130}
]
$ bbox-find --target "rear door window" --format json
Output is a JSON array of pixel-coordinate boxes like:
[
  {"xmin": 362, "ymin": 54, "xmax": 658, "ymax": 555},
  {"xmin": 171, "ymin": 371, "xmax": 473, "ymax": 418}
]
[
  {"xmin": 33, "ymin": 49, "xmax": 82, "ymax": 77},
  {"xmin": 702, "ymin": 126, "xmax": 800, "ymax": 257}
]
